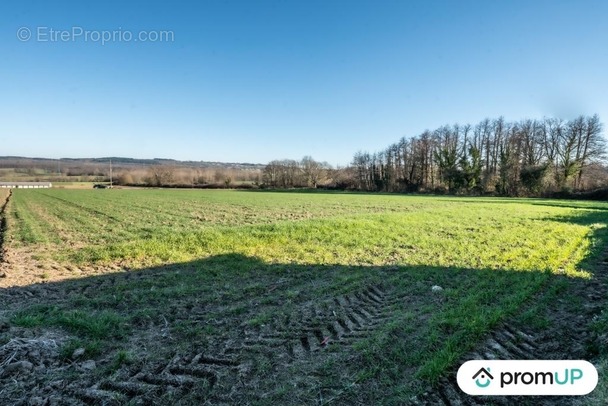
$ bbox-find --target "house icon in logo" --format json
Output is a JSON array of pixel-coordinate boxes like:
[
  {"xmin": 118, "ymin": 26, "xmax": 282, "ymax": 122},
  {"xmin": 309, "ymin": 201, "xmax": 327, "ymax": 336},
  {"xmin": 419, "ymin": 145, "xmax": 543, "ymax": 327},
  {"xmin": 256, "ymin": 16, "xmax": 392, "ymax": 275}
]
[{"xmin": 472, "ymin": 367, "xmax": 494, "ymax": 388}]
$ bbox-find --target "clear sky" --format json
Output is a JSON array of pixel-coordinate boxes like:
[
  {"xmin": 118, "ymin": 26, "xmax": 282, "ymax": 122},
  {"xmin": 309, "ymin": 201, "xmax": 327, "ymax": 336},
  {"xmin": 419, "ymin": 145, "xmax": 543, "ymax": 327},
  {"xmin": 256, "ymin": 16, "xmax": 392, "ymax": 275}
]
[{"xmin": 1, "ymin": 1, "xmax": 607, "ymax": 166}]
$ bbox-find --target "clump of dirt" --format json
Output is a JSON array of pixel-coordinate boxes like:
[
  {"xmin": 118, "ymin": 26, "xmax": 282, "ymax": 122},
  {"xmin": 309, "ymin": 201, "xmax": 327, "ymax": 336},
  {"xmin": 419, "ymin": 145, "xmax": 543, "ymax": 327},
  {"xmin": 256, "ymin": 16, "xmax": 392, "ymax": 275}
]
[{"xmin": 0, "ymin": 330, "xmax": 72, "ymax": 405}]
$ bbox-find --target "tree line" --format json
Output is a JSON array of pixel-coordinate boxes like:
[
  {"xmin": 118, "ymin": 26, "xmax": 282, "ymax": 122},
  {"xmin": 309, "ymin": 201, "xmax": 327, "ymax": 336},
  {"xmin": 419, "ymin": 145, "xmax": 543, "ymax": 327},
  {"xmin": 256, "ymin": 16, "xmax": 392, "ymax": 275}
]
[
  {"xmin": 350, "ymin": 115, "xmax": 607, "ymax": 196},
  {"xmin": 261, "ymin": 156, "xmax": 332, "ymax": 188}
]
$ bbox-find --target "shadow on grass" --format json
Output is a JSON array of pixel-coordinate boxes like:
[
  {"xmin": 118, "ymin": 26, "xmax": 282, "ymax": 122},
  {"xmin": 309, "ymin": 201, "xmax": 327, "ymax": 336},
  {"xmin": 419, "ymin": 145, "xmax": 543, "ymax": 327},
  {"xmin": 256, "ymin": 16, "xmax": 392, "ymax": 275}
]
[{"xmin": 0, "ymin": 250, "xmax": 602, "ymax": 405}]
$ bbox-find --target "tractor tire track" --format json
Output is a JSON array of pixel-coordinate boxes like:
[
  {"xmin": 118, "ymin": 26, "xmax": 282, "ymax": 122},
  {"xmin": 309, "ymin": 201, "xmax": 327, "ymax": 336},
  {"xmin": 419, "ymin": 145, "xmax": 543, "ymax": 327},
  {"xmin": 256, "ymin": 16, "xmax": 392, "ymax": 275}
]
[
  {"xmin": 245, "ymin": 285, "xmax": 399, "ymax": 361},
  {"xmin": 63, "ymin": 352, "xmax": 240, "ymax": 405},
  {"xmin": 422, "ymin": 327, "xmax": 542, "ymax": 405},
  {"xmin": 418, "ymin": 246, "xmax": 608, "ymax": 405}
]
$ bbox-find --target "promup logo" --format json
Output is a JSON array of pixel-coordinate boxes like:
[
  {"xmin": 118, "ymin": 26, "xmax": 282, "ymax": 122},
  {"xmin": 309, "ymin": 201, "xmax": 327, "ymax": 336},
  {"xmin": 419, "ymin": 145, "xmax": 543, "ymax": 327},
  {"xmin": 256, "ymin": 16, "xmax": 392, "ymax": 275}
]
[
  {"xmin": 457, "ymin": 360, "xmax": 598, "ymax": 396},
  {"xmin": 472, "ymin": 367, "xmax": 494, "ymax": 388}
]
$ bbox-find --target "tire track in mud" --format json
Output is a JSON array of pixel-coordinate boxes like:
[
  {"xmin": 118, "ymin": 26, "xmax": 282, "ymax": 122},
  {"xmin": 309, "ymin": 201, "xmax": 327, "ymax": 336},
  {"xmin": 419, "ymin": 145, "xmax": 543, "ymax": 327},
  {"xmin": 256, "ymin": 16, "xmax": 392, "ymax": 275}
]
[
  {"xmin": 0, "ymin": 274, "xmax": 244, "ymax": 404},
  {"xmin": 241, "ymin": 285, "xmax": 401, "ymax": 360},
  {"xmin": 0, "ymin": 335, "xmax": 243, "ymax": 405},
  {"xmin": 419, "ymin": 327, "xmax": 541, "ymax": 406},
  {"xmin": 418, "ymin": 246, "xmax": 608, "ymax": 406},
  {"xmin": 63, "ymin": 352, "xmax": 241, "ymax": 405}
]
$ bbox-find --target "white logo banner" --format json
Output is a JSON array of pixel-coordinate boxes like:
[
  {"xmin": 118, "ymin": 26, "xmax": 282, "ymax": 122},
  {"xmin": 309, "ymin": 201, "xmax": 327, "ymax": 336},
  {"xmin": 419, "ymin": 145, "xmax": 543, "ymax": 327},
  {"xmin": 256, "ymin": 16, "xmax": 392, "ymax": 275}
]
[{"xmin": 457, "ymin": 360, "xmax": 598, "ymax": 396}]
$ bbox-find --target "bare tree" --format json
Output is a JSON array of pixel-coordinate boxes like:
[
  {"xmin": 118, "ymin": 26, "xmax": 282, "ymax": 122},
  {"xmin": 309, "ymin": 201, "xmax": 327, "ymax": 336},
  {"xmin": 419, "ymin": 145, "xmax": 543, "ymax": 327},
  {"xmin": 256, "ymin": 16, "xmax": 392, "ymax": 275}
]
[
  {"xmin": 576, "ymin": 115, "xmax": 606, "ymax": 189},
  {"xmin": 262, "ymin": 160, "xmax": 282, "ymax": 187},
  {"xmin": 301, "ymin": 156, "xmax": 326, "ymax": 188},
  {"xmin": 147, "ymin": 165, "xmax": 175, "ymax": 186},
  {"xmin": 348, "ymin": 114, "xmax": 606, "ymax": 196}
]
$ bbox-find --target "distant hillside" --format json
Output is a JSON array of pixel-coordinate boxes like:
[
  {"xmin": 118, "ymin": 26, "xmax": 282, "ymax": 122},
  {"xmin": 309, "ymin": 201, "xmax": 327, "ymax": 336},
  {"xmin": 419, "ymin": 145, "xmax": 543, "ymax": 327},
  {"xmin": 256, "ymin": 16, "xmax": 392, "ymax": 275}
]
[
  {"xmin": 0, "ymin": 156, "xmax": 265, "ymax": 170},
  {"xmin": 0, "ymin": 156, "xmax": 265, "ymax": 185}
]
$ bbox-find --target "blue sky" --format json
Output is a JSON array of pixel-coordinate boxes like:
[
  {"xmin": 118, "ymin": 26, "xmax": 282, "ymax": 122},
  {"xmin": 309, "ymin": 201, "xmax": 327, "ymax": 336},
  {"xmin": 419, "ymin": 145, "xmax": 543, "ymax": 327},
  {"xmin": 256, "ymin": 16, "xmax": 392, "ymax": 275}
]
[{"xmin": 1, "ymin": 1, "xmax": 607, "ymax": 166}]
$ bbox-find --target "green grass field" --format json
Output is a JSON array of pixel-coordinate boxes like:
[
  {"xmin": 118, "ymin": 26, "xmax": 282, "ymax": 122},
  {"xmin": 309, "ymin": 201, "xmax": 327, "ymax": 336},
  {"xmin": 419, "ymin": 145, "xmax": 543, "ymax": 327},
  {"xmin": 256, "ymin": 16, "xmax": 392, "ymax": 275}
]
[{"xmin": 2, "ymin": 189, "xmax": 608, "ymax": 404}]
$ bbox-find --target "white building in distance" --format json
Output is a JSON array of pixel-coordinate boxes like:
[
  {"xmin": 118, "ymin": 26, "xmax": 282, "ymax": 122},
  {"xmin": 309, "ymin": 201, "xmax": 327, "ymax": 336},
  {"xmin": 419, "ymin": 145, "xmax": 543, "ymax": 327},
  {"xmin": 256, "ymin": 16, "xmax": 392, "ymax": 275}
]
[{"xmin": 0, "ymin": 182, "xmax": 52, "ymax": 189}]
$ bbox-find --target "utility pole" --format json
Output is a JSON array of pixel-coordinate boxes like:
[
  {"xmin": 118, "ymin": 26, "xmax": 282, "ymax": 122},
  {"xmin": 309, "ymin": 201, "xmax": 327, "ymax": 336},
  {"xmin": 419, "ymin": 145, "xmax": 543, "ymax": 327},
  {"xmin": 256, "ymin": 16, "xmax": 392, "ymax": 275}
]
[{"xmin": 109, "ymin": 159, "xmax": 113, "ymax": 188}]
